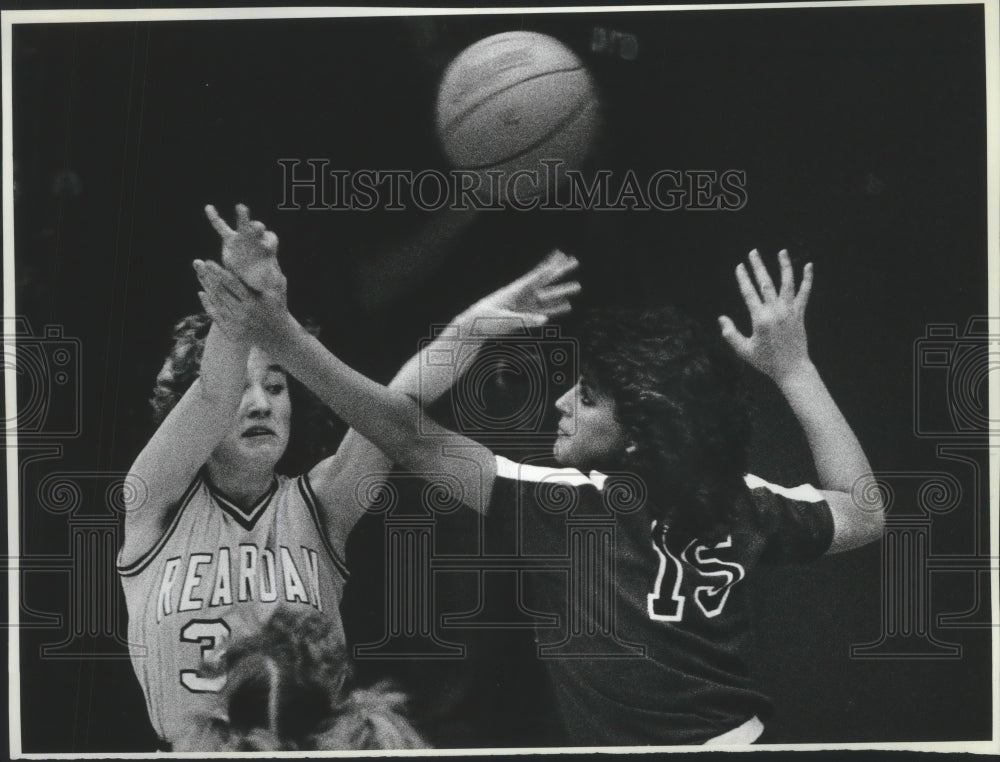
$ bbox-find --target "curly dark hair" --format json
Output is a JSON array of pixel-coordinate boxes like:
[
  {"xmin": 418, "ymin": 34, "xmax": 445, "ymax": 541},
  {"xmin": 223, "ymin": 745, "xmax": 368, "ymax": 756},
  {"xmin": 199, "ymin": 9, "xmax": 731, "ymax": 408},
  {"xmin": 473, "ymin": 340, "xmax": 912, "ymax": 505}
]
[
  {"xmin": 579, "ymin": 306, "xmax": 751, "ymax": 540},
  {"xmin": 149, "ymin": 313, "xmax": 339, "ymax": 474},
  {"xmin": 173, "ymin": 608, "xmax": 427, "ymax": 751}
]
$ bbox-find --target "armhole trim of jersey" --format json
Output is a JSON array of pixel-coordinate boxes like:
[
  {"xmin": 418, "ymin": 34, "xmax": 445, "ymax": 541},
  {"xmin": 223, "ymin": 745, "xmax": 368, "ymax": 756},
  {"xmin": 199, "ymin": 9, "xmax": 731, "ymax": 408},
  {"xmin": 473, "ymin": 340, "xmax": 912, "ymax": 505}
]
[
  {"xmin": 494, "ymin": 454, "xmax": 604, "ymax": 489},
  {"xmin": 118, "ymin": 476, "xmax": 201, "ymax": 578},
  {"xmin": 297, "ymin": 475, "xmax": 350, "ymax": 581},
  {"xmin": 744, "ymin": 473, "xmax": 824, "ymax": 503}
]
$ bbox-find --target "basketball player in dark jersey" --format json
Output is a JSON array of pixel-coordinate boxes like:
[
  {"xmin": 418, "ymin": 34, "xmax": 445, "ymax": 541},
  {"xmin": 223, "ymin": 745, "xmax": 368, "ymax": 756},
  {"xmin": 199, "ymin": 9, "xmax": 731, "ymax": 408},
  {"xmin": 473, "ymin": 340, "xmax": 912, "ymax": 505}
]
[{"xmin": 198, "ymin": 222, "xmax": 884, "ymax": 746}]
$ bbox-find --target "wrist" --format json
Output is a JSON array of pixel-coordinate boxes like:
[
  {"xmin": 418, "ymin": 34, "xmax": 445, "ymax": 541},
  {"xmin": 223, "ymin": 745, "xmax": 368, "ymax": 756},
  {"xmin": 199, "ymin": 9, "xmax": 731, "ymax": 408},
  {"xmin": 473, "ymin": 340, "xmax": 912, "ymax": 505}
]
[
  {"xmin": 256, "ymin": 309, "xmax": 299, "ymax": 354},
  {"xmin": 773, "ymin": 358, "xmax": 819, "ymax": 393}
]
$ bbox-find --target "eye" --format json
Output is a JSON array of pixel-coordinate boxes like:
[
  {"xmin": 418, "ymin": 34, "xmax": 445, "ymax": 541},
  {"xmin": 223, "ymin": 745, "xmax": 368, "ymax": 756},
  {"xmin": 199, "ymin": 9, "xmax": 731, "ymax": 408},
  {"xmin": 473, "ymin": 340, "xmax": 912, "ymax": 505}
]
[{"xmin": 265, "ymin": 382, "xmax": 286, "ymax": 395}]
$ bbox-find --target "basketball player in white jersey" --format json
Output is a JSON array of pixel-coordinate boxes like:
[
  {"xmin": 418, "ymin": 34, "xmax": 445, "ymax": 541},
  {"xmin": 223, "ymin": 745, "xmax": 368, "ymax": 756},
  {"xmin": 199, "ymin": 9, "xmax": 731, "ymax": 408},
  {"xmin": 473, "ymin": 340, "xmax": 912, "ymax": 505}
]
[{"xmin": 118, "ymin": 204, "xmax": 580, "ymax": 747}]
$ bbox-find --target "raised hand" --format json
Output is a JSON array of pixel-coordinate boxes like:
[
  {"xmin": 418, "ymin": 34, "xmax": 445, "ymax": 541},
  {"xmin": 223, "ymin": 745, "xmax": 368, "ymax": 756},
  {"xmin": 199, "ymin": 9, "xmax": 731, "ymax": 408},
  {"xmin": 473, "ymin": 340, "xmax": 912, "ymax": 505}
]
[
  {"xmin": 194, "ymin": 258, "xmax": 289, "ymax": 349},
  {"xmin": 204, "ymin": 203, "xmax": 286, "ymax": 304},
  {"xmin": 463, "ymin": 249, "xmax": 581, "ymax": 336},
  {"xmin": 718, "ymin": 249, "xmax": 814, "ymax": 384}
]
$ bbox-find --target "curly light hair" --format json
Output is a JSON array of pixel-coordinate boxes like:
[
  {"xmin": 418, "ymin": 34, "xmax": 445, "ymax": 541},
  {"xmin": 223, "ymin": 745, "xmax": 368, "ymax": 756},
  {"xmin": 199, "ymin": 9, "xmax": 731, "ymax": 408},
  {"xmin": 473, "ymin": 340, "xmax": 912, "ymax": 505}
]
[
  {"xmin": 173, "ymin": 608, "xmax": 428, "ymax": 751},
  {"xmin": 149, "ymin": 313, "xmax": 338, "ymax": 474},
  {"xmin": 579, "ymin": 306, "xmax": 751, "ymax": 540}
]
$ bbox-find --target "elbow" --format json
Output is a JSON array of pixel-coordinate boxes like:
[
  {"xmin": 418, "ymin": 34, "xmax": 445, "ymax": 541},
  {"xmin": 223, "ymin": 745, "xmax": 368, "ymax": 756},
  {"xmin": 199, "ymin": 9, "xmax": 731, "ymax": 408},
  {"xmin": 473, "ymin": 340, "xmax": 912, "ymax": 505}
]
[
  {"xmin": 866, "ymin": 507, "xmax": 886, "ymax": 544},
  {"xmin": 857, "ymin": 474, "xmax": 886, "ymax": 543}
]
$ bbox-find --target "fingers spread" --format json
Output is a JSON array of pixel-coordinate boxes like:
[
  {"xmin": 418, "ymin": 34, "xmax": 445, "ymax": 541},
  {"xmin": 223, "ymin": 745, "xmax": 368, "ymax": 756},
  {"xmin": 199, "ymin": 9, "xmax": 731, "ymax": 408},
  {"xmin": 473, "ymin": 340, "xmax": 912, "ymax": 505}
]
[
  {"xmin": 204, "ymin": 204, "xmax": 234, "ymax": 238},
  {"xmin": 538, "ymin": 280, "xmax": 581, "ymax": 303},
  {"xmin": 795, "ymin": 262, "xmax": 814, "ymax": 311},
  {"xmin": 735, "ymin": 263, "xmax": 762, "ymax": 313},
  {"xmin": 718, "ymin": 315, "xmax": 749, "ymax": 357},
  {"xmin": 540, "ymin": 301, "xmax": 573, "ymax": 318},
  {"xmin": 542, "ymin": 251, "xmax": 579, "ymax": 283},
  {"xmin": 748, "ymin": 249, "xmax": 777, "ymax": 301},
  {"xmin": 521, "ymin": 252, "xmax": 579, "ymax": 290},
  {"xmin": 540, "ymin": 248, "xmax": 571, "ymax": 270},
  {"xmin": 520, "ymin": 261, "xmax": 557, "ymax": 289},
  {"xmin": 235, "ymin": 203, "xmax": 251, "ymax": 232},
  {"xmin": 777, "ymin": 249, "xmax": 794, "ymax": 301}
]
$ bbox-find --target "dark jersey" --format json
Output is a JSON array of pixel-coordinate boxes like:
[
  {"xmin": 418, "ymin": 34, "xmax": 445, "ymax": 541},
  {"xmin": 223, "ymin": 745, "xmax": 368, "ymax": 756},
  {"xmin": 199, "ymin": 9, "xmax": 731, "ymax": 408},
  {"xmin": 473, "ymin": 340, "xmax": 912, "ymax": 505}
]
[{"xmin": 489, "ymin": 456, "xmax": 834, "ymax": 746}]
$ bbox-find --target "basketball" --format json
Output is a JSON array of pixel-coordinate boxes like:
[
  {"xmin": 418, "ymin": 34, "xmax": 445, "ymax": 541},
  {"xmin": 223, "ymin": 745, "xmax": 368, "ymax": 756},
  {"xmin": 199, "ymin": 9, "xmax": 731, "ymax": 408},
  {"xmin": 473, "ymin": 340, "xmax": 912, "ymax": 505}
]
[{"xmin": 435, "ymin": 32, "xmax": 600, "ymax": 205}]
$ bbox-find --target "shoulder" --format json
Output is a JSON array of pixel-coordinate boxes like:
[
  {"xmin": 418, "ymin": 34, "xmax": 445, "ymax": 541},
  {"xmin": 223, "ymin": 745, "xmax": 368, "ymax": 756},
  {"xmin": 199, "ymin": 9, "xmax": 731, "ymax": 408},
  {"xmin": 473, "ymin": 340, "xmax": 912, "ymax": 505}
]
[
  {"xmin": 118, "ymin": 475, "xmax": 207, "ymax": 578},
  {"xmin": 742, "ymin": 473, "xmax": 834, "ymax": 562}
]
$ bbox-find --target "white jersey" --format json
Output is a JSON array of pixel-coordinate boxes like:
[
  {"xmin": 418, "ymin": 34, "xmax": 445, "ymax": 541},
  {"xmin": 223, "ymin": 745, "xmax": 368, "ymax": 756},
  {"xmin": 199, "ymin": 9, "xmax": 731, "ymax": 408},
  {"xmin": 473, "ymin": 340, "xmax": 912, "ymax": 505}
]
[{"xmin": 118, "ymin": 472, "xmax": 348, "ymax": 744}]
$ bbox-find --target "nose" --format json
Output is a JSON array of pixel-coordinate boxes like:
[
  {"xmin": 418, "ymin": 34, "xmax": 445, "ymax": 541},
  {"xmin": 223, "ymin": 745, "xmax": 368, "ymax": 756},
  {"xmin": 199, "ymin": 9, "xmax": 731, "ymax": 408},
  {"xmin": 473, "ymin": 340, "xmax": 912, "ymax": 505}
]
[
  {"xmin": 245, "ymin": 384, "xmax": 272, "ymax": 418},
  {"xmin": 554, "ymin": 387, "xmax": 574, "ymax": 416}
]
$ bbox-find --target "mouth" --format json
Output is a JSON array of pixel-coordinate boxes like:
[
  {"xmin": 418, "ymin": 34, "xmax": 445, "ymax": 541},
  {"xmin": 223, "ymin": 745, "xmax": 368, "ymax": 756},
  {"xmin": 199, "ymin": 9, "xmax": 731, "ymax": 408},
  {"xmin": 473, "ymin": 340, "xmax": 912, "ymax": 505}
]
[
  {"xmin": 556, "ymin": 423, "xmax": 571, "ymax": 437},
  {"xmin": 242, "ymin": 425, "xmax": 276, "ymax": 439}
]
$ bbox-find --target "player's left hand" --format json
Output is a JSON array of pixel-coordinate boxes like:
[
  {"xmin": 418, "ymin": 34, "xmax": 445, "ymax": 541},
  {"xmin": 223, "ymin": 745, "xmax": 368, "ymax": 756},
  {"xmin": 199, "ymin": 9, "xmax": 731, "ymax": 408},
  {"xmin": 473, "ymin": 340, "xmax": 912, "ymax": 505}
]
[
  {"xmin": 718, "ymin": 249, "xmax": 814, "ymax": 384},
  {"xmin": 462, "ymin": 249, "xmax": 582, "ymax": 335},
  {"xmin": 194, "ymin": 258, "xmax": 289, "ymax": 349}
]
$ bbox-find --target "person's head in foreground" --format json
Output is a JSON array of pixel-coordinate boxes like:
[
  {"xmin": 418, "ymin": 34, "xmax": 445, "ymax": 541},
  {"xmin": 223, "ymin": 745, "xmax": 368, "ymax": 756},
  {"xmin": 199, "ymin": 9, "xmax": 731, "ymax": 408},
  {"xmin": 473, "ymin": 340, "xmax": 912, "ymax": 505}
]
[{"xmin": 173, "ymin": 608, "xmax": 428, "ymax": 751}]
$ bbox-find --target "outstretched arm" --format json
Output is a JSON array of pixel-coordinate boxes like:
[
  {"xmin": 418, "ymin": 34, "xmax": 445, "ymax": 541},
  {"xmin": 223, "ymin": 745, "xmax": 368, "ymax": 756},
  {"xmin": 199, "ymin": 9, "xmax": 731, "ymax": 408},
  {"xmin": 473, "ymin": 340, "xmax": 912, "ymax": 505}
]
[
  {"xmin": 387, "ymin": 249, "xmax": 580, "ymax": 401},
  {"xmin": 197, "ymin": 261, "xmax": 498, "ymax": 515},
  {"xmin": 307, "ymin": 250, "xmax": 580, "ymax": 549},
  {"xmin": 719, "ymin": 249, "xmax": 884, "ymax": 554},
  {"xmin": 121, "ymin": 206, "xmax": 273, "ymax": 567}
]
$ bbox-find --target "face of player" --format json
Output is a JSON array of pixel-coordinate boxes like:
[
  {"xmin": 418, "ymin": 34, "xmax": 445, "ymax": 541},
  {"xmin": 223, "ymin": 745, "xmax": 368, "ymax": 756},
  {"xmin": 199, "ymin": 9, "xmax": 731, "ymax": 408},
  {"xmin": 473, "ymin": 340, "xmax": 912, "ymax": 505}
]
[
  {"xmin": 209, "ymin": 347, "xmax": 292, "ymax": 475},
  {"xmin": 552, "ymin": 376, "xmax": 630, "ymax": 472}
]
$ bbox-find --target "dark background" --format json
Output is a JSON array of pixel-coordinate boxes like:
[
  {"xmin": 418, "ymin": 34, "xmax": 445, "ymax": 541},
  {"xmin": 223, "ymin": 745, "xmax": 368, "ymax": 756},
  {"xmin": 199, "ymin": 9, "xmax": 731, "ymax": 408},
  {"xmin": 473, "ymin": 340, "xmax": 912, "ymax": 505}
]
[{"xmin": 9, "ymin": 3, "xmax": 992, "ymax": 752}]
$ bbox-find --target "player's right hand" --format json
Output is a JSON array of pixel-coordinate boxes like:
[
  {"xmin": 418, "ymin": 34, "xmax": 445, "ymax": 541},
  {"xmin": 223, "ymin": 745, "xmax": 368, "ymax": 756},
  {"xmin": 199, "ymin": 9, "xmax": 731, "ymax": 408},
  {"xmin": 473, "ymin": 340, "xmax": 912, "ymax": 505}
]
[
  {"xmin": 718, "ymin": 248, "xmax": 814, "ymax": 385},
  {"xmin": 461, "ymin": 249, "xmax": 582, "ymax": 335},
  {"xmin": 204, "ymin": 203, "xmax": 286, "ymax": 305}
]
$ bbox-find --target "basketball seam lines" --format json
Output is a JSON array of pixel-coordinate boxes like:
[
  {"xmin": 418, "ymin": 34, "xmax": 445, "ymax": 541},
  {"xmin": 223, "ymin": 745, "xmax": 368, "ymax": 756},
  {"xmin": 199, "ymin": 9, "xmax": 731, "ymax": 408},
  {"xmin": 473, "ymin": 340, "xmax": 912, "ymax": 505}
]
[
  {"xmin": 459, "ymin": 89, "xmax": 594, "ymax": 171},
  {"xmin": 440, "ymin": 66, "xmax": 584, "ymax": 135}
]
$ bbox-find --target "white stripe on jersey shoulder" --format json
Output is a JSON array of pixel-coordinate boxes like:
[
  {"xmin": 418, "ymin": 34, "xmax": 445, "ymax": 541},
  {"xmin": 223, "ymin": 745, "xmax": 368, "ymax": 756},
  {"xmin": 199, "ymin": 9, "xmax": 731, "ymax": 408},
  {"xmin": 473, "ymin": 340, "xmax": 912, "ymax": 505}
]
[
  {"xmin": 744, "ymin": 473, "xmax": 824, "ymax": 503},
  {"xmin": 494, "ymin": 455, "xmax": 608, "ymax": 491},
  {"xmin": 296, "ymin": 474, "xmax": 350, "ymax": 581},
  {"xmin": 117, "ymin": 475, "xmax": 202, "ymax": 577}
]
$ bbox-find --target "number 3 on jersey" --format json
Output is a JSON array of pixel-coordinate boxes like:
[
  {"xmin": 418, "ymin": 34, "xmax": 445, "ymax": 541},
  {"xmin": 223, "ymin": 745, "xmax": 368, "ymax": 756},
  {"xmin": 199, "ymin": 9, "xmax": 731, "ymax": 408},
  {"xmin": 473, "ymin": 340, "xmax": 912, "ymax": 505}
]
[
  {"xmin": 647, "ymin": 522, "xmax": 746, "ymax": 621},
  {"xmin": 180, "ymin": 619, "xmax": 230, "ymax": 692}
]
